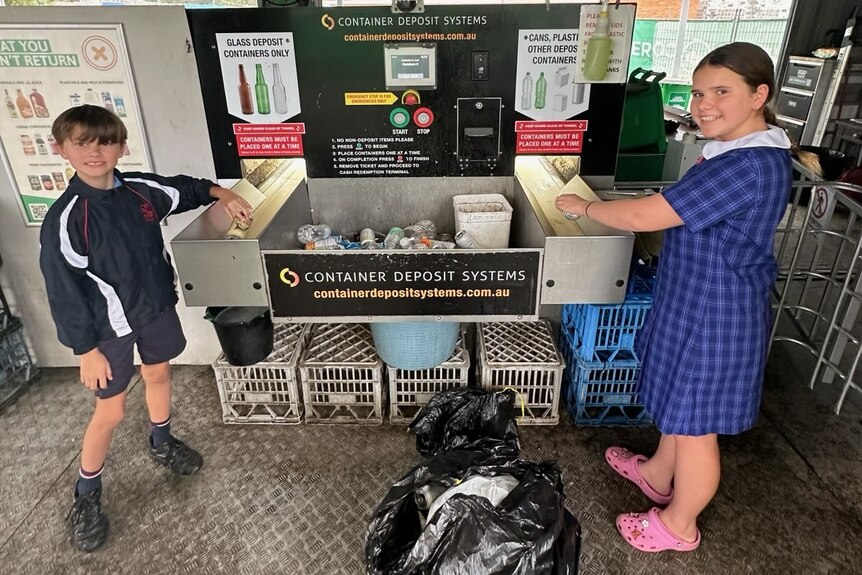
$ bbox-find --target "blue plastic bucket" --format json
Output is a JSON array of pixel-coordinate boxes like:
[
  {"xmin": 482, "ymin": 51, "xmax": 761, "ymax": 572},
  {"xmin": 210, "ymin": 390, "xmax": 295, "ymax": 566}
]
[{"xmin": 371, "ymin": 322, "xmax": 460, "ymax": 370}]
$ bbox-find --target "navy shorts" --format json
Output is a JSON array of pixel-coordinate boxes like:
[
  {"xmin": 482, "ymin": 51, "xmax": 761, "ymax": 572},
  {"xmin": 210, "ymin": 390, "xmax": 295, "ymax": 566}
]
[{"xmin": 95, "ymin": 308, "xmax": 187, "ymax": 399}]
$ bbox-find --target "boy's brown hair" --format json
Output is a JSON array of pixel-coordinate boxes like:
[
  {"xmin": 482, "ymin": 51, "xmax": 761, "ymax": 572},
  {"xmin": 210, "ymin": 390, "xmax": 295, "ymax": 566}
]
[{"xmin": 51, "ymin": 104, "xmax": 128, "ymax": 145}]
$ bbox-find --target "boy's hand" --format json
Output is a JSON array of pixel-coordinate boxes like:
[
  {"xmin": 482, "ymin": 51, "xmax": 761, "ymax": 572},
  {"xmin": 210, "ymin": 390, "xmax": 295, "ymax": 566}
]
[
  {"xmin": 79, "ymin": 348, "xmax": 113, "ymax": 391},
  {"xmin": 210, "ymin": 186, "xmax": 253, "ymax": 223}
]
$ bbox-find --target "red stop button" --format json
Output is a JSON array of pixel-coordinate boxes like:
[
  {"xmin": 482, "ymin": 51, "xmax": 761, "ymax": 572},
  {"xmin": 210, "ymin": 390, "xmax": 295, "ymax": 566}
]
[
  {"xmin": 413, "ymin": 107, "xmax": 434, "ymax": 128},
  {"xmin": 403, "ymin": 93, "xmax": 418, "ymax": 106}
]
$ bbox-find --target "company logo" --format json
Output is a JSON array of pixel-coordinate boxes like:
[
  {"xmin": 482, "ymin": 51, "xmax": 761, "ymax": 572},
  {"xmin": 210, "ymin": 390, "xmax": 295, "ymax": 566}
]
[
  {"xmin": 280, "ymin": 267, "xmax": 301, "ymax": 287},
  {"xmin": 321, "ymin": 13, "xmax": 335, "ymax": 31}
]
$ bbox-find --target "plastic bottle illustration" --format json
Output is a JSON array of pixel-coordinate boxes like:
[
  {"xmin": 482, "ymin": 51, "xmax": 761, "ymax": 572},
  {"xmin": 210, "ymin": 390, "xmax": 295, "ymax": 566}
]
[
  {"xmin": 16, "ymin": 89, "xmax": 33, "ymax": 118},
  {"xmin": 238, "ymin": 65, "xmax": 253, "ymax": 115},
  {"xmin": 254, "ymin": 63, "xmax": 271, "ymax": 115},
  {"xmin": 29, "ymin": 89, "xmax": 49, "ymax": 118},
  {"xmin": 297, "ymin": 224, "xmax": 331, "ymax": 244},
  {"xmin": 520, "ymin": 72, "xmax": 533, "ymax": 110},
  {"xmin": 272, "ymin": 63, "xmax": 288, "ymax": 114},
  {"xmin": 4, "ymin": 89, "xmax": 18, "ymax": 118},
  {"xmin": 69, "ymin": 93, "xmax": 82, "ymax": 107},
  {"xmin": 534, "ymin": 72, "xmax": 547, "ymax": 109},
  {"xmin": 583, "ymin": 0, "xmax": 612, "ymax": 81}
]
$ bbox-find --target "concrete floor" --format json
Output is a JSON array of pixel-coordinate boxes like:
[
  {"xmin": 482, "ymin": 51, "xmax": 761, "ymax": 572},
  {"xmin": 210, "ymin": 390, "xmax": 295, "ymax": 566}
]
[{"xmin": 0, "ymin": 342, "xmax": 860, "ymax": 575}]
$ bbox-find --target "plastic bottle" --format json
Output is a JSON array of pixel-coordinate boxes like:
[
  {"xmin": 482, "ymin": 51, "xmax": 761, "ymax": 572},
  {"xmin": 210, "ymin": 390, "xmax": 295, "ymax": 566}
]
[
  {"xmin": 254, "ymin": 63, "xmax": 271, "ymax": 115},
  {"xmin": 403, "ymin": 220, "xmax": 437, "ymax": 240},
  {"xmin": 16, "ymin": 89, "xmax": 33, "ymax": 118},
  {"xmin": 383, "ymin": 227, "xmax": 404, "ymax": 249},
  {"xmin": 534, "ymin": 72, "xmax": 547, "ymax": 110},
  {"xmin": 4, "ymin": 89, "xmax": 18, "ymax": 118},
  {"xmin": 297, "ymin": 224, "xmax": 331, "ymax": 244},
  {"xmin": 238, "ymin": 65, "xmax": 253, "ymax": 115},
  {"xmin": 455, "ymin": 229, "xmax": 482, "ymax": 248},
  {"xmin": 304, "ymin": 237, "xmax": 343, "ymax": 250},
  {"xmin": 271, "ymin": 63, "xmax": 288, "ymax": 114},
  {"xmin": 520, "ymin": 72, "xmax": 533, "ymax": 110},
  {"xmin": 583, "ymin": 1, "xmax": 612, "ymax": 81}
]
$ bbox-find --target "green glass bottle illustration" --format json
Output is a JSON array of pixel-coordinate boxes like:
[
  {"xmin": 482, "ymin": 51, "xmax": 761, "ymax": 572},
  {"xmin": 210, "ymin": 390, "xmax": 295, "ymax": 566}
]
[
  {"xmin": 583, "ymin": 2, "xmax": 612, "ymax": 81},
  {"xmin": 254, "ymin": 63, "xmax": 271, "ymax": 115},
  {"xmin": 534, "ymin": 72, "xmax": 547, "ymax": 109}
]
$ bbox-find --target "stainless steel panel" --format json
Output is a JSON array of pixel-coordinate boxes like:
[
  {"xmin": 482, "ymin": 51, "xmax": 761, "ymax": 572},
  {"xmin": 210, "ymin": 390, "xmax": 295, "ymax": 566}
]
[
  {"xmin": 305, "ymin": 176, "xmax": 514, "ymax": 235},
  {"xmin": 172, "ymin": 239, "xmax": 268, "ymax": 307},
  {"xmin": 541, "ymin": 235, "xmax": 632, "ymax": 304}
]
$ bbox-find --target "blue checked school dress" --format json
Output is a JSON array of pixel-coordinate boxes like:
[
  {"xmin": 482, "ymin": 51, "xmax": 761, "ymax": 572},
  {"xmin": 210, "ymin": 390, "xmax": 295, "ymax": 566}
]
[{"xmin": 635, "ymin": 127, "xmax": 792, "ymax": 435}]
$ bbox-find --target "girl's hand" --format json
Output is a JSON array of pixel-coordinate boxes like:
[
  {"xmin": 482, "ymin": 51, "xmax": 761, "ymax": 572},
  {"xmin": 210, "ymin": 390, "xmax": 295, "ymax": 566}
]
[
  {"xmin": 211, "ymin": 187, "xmax": 254, "ymax": 223},
  {"xmin": 555, "ymin": 193, "xmax": 589, "ymax": 218},
  {"xmin": 79, "ymin": 348, "xmax": 112, "ymax": 391}
]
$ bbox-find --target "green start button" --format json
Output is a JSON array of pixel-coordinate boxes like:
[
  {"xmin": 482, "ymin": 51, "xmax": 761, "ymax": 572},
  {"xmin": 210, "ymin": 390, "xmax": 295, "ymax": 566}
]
[{"xmin": 390, "ymin": 107, "xmax": 410, "ymax": 128}]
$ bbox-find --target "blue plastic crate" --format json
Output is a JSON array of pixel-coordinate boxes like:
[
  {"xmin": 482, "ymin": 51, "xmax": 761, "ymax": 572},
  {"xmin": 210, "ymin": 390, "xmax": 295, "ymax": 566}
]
[
  {"xmin": 561, "ymin": 295, "xmax": 652, "ymax": 362},
  {"xmin": 627, "ymin": 264, "xmax": 657, "ymax": 295},
  {"xmin": 558, "ymin": 330, "xmax": 651, "ymax": 427}
]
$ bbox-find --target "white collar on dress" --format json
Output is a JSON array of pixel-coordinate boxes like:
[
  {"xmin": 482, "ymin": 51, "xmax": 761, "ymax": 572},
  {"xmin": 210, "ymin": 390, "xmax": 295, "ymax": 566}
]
[{"xmin": 702, "ymin": 125, "xmax": 791, "ymax": 160}]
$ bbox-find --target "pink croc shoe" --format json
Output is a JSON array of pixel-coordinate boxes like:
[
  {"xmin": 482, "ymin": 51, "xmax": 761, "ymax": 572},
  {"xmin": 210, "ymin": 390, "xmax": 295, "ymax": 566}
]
[
  {"xmin": 616, "ymin": 507, "xmax": 700, "ymax": 553},
  {"xmin": 605, "ymin": 446, "xmax": 673, "ymax": 505}
]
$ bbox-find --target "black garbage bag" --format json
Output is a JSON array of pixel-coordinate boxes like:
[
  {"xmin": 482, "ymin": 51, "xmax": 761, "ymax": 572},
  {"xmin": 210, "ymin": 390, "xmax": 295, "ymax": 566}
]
[
  {"xmin": 408, "ymin": 388, "xmax": 520, "ymax": 458},
  {"xmin": 365, "ymin": 457, "xmax": 581, "ymax": 575}
]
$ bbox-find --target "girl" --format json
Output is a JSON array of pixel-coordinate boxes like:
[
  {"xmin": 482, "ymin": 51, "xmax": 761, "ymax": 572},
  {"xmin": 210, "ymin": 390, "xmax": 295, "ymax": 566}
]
[{"xmin": 555, "ymin": 42, "xmax": 792, "ymax": 552}]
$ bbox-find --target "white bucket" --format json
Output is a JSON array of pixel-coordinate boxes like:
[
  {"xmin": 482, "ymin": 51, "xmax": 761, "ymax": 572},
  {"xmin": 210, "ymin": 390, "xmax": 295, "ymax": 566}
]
[{"xmin": 452, "ymin": 194, "xmax": 513, "ymax": 249}]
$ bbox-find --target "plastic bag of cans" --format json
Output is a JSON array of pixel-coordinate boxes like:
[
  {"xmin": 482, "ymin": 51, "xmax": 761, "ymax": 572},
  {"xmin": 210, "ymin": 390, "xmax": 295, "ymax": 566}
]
[{"xmin": 297, "ymin": 221, "xmax": 483, "ymax": 250}]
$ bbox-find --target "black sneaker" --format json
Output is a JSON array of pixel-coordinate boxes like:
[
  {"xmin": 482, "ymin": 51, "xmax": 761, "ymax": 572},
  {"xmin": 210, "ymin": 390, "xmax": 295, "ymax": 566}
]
[
  {"xmin": 66, "ymin": 487, "xmax": 109, "ymax": 552},
  {"xmin": 148, "ymin": 435, "xmax": 203, "ymax": 475}
]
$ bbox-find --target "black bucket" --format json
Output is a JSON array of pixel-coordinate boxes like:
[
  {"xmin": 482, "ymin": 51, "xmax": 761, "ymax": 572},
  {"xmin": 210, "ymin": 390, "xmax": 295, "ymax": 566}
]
[{"xmin": 206, "ymin": 306, "xmax": 274, "ymax": 366}]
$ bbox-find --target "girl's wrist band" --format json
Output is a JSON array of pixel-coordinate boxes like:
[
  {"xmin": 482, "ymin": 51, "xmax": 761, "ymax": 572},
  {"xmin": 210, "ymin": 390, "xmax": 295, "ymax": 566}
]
[{"xmin": 584, "ymin": 201, "xmax": 595, "ymax": 218}]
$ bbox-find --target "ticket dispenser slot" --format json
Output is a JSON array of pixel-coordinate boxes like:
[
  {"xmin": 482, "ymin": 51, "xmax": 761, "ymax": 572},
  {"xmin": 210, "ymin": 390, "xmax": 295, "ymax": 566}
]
[{"xmin": 457, "ymin": 97, "xmax": 502, "ymax": 171}]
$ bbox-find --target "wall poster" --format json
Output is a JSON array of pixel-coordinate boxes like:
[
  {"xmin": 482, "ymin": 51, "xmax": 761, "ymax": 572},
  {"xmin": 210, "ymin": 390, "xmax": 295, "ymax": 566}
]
[{"xmin": 0, "ymin": 24, "xmax": 151, "ymax": 226}]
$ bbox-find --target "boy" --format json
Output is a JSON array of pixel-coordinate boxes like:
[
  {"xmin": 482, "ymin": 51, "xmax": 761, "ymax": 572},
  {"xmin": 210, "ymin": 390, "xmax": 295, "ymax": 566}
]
[{"xmin": 39, "ymin": 105, "xmax": 252, "ymax": 552}]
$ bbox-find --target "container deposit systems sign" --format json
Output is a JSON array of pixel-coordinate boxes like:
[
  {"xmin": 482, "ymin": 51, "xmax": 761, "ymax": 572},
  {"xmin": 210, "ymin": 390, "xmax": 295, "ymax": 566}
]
[
  {"xmin": 0, "ymin": 24, "xmax": 151, "ymax": 225},
  {"xmin": 263, "ymin": 250, "xmax": 542, "ymax": 320},
  {"xmin": 188, "ymin": 4, "xmax": 633, "ymax": 180}
]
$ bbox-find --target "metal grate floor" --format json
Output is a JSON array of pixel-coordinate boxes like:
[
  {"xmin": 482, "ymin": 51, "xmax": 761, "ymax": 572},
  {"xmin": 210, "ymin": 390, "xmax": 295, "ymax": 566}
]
[{"xmin": 0, "ymin": 343, "xmax": 860, "ymax": 574}]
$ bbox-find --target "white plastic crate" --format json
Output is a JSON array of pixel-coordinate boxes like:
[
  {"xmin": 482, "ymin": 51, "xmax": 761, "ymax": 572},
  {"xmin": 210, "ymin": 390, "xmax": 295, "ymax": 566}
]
[
  {"xmin": 212, "ymin": 323, "xmax": 309, "ymax": 425},
  {"xmin": 477, "ymin": 321, "xmax": 564, "ymax": 425},
  {"xmin": 388, "ymin": 326, "xmax": 470, "ymax": 424},
  {"xmin": 300, "ymin": 323, "xmax": 384, "ymax": 424}
]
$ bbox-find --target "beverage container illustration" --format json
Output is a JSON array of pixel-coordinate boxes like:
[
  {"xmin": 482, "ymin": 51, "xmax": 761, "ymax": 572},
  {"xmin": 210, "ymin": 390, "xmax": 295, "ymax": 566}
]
[
  {"xmin": 40, "ymin": 175, "xmax": 54, "ymax": 191},
  {"xmin": 4, "ymin": 89, "xmax": 18, "ymax": 118},
  {"xmin": 254, "ymin": 63, "xmax": 271, "ymax": 115},
  {"xmin": 520, "ymin": 72, "xmax": 533, "ymax": 110},
  {"xmin": 535, "ymin": 72, "xmax": 547, "ymax": 109},
  {"xmin": 20, "ymin": 134, "xmax": 35, "ymax": 156},
  {"xmin": 52, "ymin": 171, "xmax": 67, "ymax": 191},
  {"xmin": 65, "ymin": 167, "xmax": 75, "ymax": 181},
  {"xmin": 84, "ymin": 88, "xmax": 100, "ymax": 105},
  {"xmin": 34, "ymin": 134, "xmax": 48, "ymax": 155},
  {"xmin": 29, "ymin": 88, "xmax": 49, "ymax": 118},
  {"xmin": 101, "ymin": 91, "xmax": 114, "ymax": 113},
  {"xmin": 114, "ymin": 95, "xmax": 127, "ymax": 117},
  {"xmin": 16, "ymin": 89, "xmax": 33, "ymax": 118},
  {"xmin": 69, "ymin": 93, "xmax": 82, "ymax": 107},
  {"xmin": 583, "ymin": 0, "xmax": 612, "ymax": 81},
  {"xmin": 238, "ymin": 64, "xmax": 254, "ymax": 115},
  {"xmin": 271, "ymin": 62, "xmax": 288, "ymax": 114},
  {"xmin": 28, "ymin": 175, "xmax": 41, "ymax": 192},
  {"xmin": 572, "ymin": 83, "xmax": 586, "ymax": 104},
  {"xmin": 47, "ymin": 134, "xmax": 60, "ymax": 155}
]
